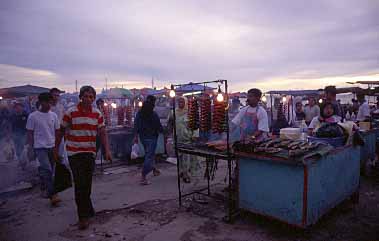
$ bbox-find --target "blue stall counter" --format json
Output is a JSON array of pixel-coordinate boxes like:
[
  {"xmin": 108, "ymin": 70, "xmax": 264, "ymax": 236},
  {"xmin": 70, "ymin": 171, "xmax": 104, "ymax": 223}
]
[{"xmin": 238, "ymin": 145, "xmax": 361, "ymax": 228}]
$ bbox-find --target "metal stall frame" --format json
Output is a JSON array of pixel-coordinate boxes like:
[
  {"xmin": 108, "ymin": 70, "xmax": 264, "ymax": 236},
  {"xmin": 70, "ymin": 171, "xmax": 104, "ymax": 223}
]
[{"xmin": 170, "ymin": 79, "xmax": 237, "ymax": 222}]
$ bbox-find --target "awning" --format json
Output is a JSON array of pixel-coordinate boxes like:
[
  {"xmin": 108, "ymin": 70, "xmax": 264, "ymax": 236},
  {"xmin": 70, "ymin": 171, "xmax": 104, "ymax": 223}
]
[
  {"xmin": 0, "ymin": 85, "xmax": 51, "ymax": 98},
  {"xmin": 266, "ymin": 90, "xmax": 320, "ymax": 96}
]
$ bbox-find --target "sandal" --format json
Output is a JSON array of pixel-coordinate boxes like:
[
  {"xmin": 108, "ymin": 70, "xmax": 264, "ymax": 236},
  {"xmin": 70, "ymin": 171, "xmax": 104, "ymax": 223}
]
[
  {"xmin": 153, "ymin": 168, "xmax": 161, "ymax": 177},
  {"xmin": 140, "ymin": 179, "xmax": 151, "ymax": 185}
]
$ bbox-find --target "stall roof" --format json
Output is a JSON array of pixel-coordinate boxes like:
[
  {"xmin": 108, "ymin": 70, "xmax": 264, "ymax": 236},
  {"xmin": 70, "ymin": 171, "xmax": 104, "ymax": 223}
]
[
  {"xmin": 175, "ymin": 83, "xmax": 215, "ymax": 93},
  {"xmin": 267, "ymin": 90, "xmax": 320, "ymax": 96},
  {"xmin": 348, "ymin": 81, "xmax": 379, "ymax": 85},
  {"xmin": 103, "ymin": 88, "xmax": 132, "ymax": 98},
  {"xmin": 0, "ymin": 84, "xmax": 51, "ymax": 98}
]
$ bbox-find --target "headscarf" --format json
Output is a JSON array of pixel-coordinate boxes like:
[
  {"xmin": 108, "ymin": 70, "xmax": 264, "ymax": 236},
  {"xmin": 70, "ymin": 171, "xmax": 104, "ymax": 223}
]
[{"xmin": 176, "ymin": 96, "xmax": 188, "ymax": 118}]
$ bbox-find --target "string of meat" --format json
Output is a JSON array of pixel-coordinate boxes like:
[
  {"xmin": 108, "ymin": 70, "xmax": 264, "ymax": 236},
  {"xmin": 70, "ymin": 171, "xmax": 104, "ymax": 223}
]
[
  {"xmin": 102, "ymin": 105, "xmax": 111, "ymax": 126},
  {"xmin": 199, "ymin": 95, "xmax": 212, "ymax": 132},
  {"xmin": 212, "ymin": 97, "xmax": 227, "ymax": 134},
  {"xmin": 117, "ymin": 106, "xmax": 125, "ymax": 125},
  {"xmin": 125, "ymin": 105, "xmax": 133, "ymax": 127},
  {"xmin": 187, "ymin": 97, "xmax": 199, "ymax": 130}
]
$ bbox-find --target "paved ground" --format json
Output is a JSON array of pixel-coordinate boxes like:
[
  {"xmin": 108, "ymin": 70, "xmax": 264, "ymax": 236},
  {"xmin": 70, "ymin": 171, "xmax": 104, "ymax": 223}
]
[{"xmin": 1, "ymin": 161, "xmax": 379, "ymax": 241}]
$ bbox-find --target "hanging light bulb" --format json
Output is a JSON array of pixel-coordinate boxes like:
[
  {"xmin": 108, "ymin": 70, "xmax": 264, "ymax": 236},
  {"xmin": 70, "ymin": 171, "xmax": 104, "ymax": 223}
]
[
  {"xmin": 111, "ymin": 103, "xmax": 117, "ymax": 109},
  {"xmin": 370, "ymin": 86, "xmax": 375, "ymax": 90},
  {"xmin": 104, "ymin": 102, "xmax": 108, "ymax": 107},
  {"xmin": 0, "ymin": 96, "xmax": 3, "ymax": 100},
  {"xmin": 261, "ymin": 95, "xmax": 267, "ymax": 102},
  {"xmin": 138, "ymin": 101, "xmax": 143, "ymax": 107},
  {"xmin": 169, "ymin": 85, "xmax": 176, "ymax": 98},
  {"xmin": 216, "ymin": 86, "xmax": 224, "ymax": 102},
  {"xmin": 319, "ymin": 99, "xmax": 323, "ymax": 104},
  {"xmin": 169, "ymin": 89, "xmax": 176, "ymax": 98},
  {"xmin": 282, "ymin": 96, "xmax": 287, "ymax": 103}
]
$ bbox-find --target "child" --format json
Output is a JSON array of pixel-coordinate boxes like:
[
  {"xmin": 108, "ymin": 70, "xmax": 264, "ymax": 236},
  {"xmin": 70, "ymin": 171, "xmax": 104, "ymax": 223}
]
[
  {"xmin": 26, "ymin": 92, "xmax": 61, "ymax": 205},
  {"xmin": 308, "ymin": 101, "xmax": 341, "ymax": 135}
]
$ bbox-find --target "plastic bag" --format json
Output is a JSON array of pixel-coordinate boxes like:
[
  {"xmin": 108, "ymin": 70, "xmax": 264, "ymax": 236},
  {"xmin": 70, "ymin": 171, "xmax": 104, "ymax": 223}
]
[
  {"xmin": 54, "ymin": 162, "xmax": 72, "ymax": 193},
  {"xmin": 19, "ymin": 145, "xmax": 31, "ymax": 169},
  {"xmin": 131, "ymin": 143, "xmax": 140, "ymax": 160}
]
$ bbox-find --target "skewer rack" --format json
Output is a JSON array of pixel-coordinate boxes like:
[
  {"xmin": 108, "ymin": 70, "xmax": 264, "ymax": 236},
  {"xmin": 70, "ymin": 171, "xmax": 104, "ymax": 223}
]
[{"xmin": 170, "ymin": 79, "xmax": 237, "ymax": 222}]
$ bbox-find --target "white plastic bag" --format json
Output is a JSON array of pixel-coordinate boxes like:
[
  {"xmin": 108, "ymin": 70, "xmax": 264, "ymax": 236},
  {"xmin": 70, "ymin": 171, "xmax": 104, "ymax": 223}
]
[{"xmin": 131, "ymin": 143, "xmax": 140, "ymax": 160}]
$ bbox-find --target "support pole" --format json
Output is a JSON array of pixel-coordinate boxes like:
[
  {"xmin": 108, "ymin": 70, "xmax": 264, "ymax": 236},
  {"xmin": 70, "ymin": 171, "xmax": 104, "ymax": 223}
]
[{"xmin": 172, "ymin": 86, "xmax": 182, "ymax": 206}]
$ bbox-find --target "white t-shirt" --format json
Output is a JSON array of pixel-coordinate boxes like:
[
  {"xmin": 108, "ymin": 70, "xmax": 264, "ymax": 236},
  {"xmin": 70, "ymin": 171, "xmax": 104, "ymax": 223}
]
[
  {"xmin": 232, "ymin": 106, "xmax": 269, "ymax": 132},
  {"xmin": 26, "ymin": 111, "xmax": 60, "ymax": 148},
  {"xmin": 357, "ymin": 102, "xmax": 370, "ymax": 121},
  {"xmin": 51, "ymin": 102, "xmax": 65, "ymax": 122}
]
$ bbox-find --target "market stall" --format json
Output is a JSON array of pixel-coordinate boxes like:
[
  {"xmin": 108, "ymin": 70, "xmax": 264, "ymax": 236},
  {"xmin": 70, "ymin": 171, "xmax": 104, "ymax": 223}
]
[
  {"xmin": 170, "ymin": 80, "xmax": 237, "ymax": 222},
  {"xmin": 234, "ymin": 138, "xmax": 361, "ymax": 228}
]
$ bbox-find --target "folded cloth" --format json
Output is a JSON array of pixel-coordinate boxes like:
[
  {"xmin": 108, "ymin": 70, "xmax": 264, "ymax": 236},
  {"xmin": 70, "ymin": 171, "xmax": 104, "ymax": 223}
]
[{"xmin": 338, "ymin": 121, "xmax": 359, "ymax": 145}]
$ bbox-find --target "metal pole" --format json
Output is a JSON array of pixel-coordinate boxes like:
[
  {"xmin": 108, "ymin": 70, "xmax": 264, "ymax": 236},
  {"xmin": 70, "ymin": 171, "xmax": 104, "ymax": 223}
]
[
  {"xmin": 270, "ymin": 94, "xmax": 273, "ymax": 132},
  {"xmin": 224, "ymin": 80, "xmax": 233, "ymax": 223},
  {"xmin": 172, "ymin": 86, "xmax": 182, "ymax": 206}
]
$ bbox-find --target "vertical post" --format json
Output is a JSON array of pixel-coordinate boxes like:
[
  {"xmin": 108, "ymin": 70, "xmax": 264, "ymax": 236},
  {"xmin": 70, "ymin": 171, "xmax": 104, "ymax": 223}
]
[
  {"xmin": 270, "ymin": 93, "xmax": 273, "ymax": 132},
  {"xmin": 172, "ymin": 85, "xmax": 182, "ymax": 206},
  {"xmin": 224, "ymin": 79, "xmax": 233, "ymax": 223}
]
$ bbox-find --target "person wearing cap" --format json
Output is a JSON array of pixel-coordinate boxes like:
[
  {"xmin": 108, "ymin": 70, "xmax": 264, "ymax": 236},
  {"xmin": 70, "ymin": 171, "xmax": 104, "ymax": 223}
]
[
  {"xmin": 50, "ymin": 88, "xmax": 68, "ymax": 165},
  {"xmin": 231, "ymin": 88, "xmax": 269, "ymax": 141},
  {"xmin": 50, "ymin": 88, "xmax": 65, "ymax": 121},
  {"xmin": 26, "ymin": 92, "xmax": 61, "ymax": 205},
  {"xmin": 324, "ymin": 85, "xmax": 344, "ymax": 120},
  {"xmin": 356, "ymin": 93, "xmax": 371, "ymax": 122}
]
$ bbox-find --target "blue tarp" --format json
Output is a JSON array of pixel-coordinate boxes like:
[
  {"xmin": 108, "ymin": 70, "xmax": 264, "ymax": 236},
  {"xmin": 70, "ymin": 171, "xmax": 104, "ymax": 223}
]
[{"xmin": 267, "ymin": 90, "xmax": 320, "ymax": 96}]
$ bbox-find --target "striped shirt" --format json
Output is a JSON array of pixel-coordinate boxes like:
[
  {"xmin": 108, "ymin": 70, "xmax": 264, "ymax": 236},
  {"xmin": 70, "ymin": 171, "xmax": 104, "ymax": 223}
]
[{"xmin": 62, "ymin": 104, "xmax": 105, "ymax": 157}]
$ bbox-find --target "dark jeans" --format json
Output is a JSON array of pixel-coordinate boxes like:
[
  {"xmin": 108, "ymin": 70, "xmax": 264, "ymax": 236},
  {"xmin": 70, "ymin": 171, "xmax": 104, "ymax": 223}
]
[
  {"xmin": 69, "ymin": 153, "xmax": 96, "ymax": 220},
  {"xmin": 141, "ymin": 137, "xmax": 158, "ymax": 176}
]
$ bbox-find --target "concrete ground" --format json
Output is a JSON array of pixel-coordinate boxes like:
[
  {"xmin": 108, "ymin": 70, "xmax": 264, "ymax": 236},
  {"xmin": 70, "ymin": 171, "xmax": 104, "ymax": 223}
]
[{"xmin": 1, "ymin": 161, "xmax": 379, "ymax": 241}]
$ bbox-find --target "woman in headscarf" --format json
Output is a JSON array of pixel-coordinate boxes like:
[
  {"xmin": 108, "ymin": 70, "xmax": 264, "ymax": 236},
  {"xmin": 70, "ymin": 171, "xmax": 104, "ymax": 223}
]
[
  {"xmin": 134, "ymin": 95, "xmax": 163, "ymax": 185},
  {"xmin": 171, "ymin": 96, "xmax": 199, "ymax": 183}
]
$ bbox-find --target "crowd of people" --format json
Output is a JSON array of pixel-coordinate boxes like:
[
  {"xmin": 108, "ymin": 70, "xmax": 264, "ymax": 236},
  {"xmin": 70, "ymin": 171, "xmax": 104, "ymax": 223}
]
[{"xmin": 1, "ymin": 84, "xmax": 378, "ymax": 232}]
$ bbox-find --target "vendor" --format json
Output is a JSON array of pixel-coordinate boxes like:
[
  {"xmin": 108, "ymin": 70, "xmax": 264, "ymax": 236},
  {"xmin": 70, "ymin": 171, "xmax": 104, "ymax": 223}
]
[
  {"xmin": 308, "ymin": 101, "xmax": 341, "ymax": 135},
  {"xmin": 304, "ymin": 97, "xmax": 320, "ymax": 125},
  {"xmin": 324, "ymin": 85, "xmax": 344, "ymax": 120},
  {"xmin": 172, "ymin": 96, "xmax": 200, "ymax": 183},
  {"xmin": 356, "ymin": 94, "xmax": 370, "ymax": 122},
  {"xmin": 231, "ymin": 88, "xmax": 269, "ymax": 141},
  {"xmin": 294, "ymin": 99, "xmax": 306, "ymax": 122}
]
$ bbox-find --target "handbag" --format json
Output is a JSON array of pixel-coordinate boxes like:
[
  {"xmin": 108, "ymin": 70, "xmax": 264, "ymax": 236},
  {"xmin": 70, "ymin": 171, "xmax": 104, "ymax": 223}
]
[{"xmin": 54, "ymin": 162, "xmax": 72, "ymax": 193}]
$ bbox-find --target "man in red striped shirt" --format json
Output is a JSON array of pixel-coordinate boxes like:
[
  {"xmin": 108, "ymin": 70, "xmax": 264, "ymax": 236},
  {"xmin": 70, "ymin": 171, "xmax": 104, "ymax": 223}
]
[{"xmin": 54, "ymin": 85, "xmax": 112, "ymax": 230}]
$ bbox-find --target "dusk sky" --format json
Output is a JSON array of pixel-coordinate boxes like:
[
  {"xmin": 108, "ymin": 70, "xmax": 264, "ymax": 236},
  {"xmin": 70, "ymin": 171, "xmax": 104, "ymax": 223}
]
[{"xmin": 0, "ymin": 0, "xmax": 378, "ymax": 92}]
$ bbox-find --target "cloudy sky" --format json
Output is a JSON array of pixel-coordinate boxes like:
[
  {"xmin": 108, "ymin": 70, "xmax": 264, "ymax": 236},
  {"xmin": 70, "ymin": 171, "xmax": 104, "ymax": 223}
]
[{"xmin": 0, "ymin": 0, "xmax": 378, "ymax": 92}]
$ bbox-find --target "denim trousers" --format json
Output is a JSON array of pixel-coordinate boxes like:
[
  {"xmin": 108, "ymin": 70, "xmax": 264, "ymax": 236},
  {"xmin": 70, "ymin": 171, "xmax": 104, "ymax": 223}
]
[
  {"xmin": 35, "ymin": 148, "xmax": 55, "ymax": 198},
  {"xmin": 69, "ymin": 153, "xmax": 96, "ymax": 220},
  {"xmin": 13, "ymin": 131, "xmax": 26, "ymax": 159},
  {"xmin": 141, "ymin": 137, "xmax": 158, "ymax": 176}
]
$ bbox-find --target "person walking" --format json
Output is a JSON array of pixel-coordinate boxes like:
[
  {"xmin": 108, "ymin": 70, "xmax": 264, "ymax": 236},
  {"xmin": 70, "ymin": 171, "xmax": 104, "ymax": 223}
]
[
  {"xmin": 54, "ymin": 86, "xmax": 112, "ymax": 230},
  {"xmin": 134, "ymin": 95, "xmax": 163, "ymax": 185},
  {"xmin": 11, "ymin": 102, "xmax": 29, "ymax": 163},
  {"xmin": 26, "ymin": 92, "xmax": 61, "ymax": 205}
]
